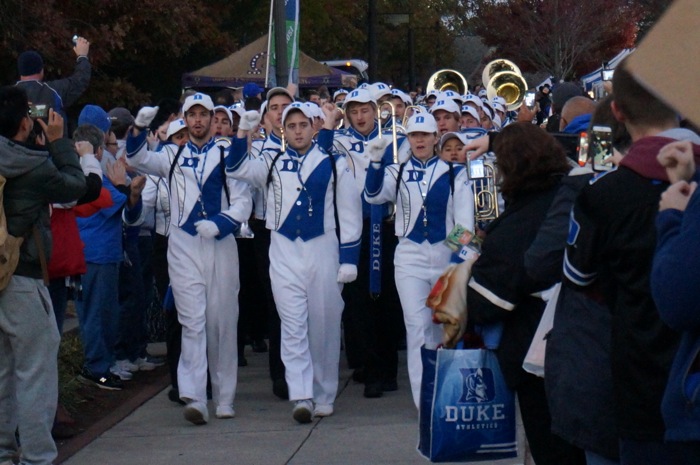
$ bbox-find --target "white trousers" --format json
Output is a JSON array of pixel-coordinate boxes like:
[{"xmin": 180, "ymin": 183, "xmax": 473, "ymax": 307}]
[
  {"xmin": 168, "ymin": 228, "xmax": 240, "ymax": 408},
  {"xmin": 394, "ymin": 239, "xmax": 451, "ymax": 408},
  {"xmin": 269, "ymin": 231, "xmax": 344, "ymax": 406}
]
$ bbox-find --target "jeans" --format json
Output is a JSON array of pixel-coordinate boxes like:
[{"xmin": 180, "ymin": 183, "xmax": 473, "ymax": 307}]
[
  {"xmin": 75, "ymin": 262, "xmax": 121, "ymax": 375},
  {"xmin": 115, "ymin": 235, "xmax": 147, "ymax": 362}
]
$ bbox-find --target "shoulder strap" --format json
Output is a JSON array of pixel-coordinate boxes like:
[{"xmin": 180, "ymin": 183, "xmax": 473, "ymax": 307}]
[
  {"xmin": 167, "ymin": 144, "xmax": 186, "ymax": 186},
  {"xmin": 219, "ymin": 146, "xmax": 231, "ymax": 207},
  {"xmin": 265, "ymin": 150, "xmax": 286, "ymax": 188},
  {"xmin": 395, "ymin": 162, "xmax": 407, "ymax": 199},
  {"xmin": 328, "ymin": 154, "xmax": 339, "ymax": 241},
  {"xmin": 448, "ymin": 161, "xmax": 455, "ymax": 195}
]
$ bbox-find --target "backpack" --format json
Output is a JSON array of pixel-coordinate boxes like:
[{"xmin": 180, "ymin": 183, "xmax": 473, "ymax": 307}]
[{"xmin": 0, "ymin": 175, "xmax": 24, "ymax": 290}]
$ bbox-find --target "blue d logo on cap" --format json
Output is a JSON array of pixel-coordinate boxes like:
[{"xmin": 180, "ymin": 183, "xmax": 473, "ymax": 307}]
[
  {"xmin": 416, "ymin": 116, "xmax": 425, "ymax": 123},
  {"xmin": 436, "ymin": 100, "xmax": 445, "ymax": 106},
  {"xmin": 194, "ymin": 94, "xmax": 203, "ymax": 100},
  {"xmin": 351, "ymin": 90, "xmax": 359, "ymax": 97}
]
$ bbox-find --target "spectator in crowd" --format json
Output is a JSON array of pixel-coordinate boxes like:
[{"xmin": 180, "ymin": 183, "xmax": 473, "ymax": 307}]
[
  {"xmin": 0, "ymin": 85, "xmax": 86, "ymax": 465},
  {"xmin": 243, "ymin": 83, "xmax": 264, "ymax": 111},
  {"xmin": 467, "ymin": 122, "xmax": 584, "ymax": 464},
  {"xmin": 563, "ymin": 64, "xmax": 698, "ymax": 464},
  {"xmin": 652, "ymin": 139, "xmax": 700, "ymax": 464},
  {"xmin": 536, "ymin": 84, "xmax": 551, "ymax": 125},
  {"xmin": 15, "ymin": 37, "xmax": 91, "ymax": 135},
  {"xmin": 546, "ymin": 82, "xmax": 584, "ymax": 133},
  {"xmin": 560, "ymin": 96, "xmax": 596, "ymax": 133}
]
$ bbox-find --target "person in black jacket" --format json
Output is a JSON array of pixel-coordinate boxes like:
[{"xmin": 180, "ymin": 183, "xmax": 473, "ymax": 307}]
[
  {"xmin": 0, "ymin": 86, "xmax": 86, "ymax": 465},
  {"xmin": 466, "ymin": 122, "xmax": 585, "ymax": 465}
]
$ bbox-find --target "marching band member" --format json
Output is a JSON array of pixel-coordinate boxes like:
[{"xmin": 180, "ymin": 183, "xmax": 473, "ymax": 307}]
[
  {"xmin": 317, "ymin": 89, "xmax": 406, "ymax": 397},
  {"xmin": 226, "ymin": 103, "xmax": 362, "ymax": 423},
  {"xmin": 211, "ymin": 105, "xmax": 233, "ymax": 138},
  {"xmin": 332, "ymin": 89, "xmax": 348, "ymax": 106},
  {"xmin": 429, "ymin": 98, "xmax": 462, "ymax": 136},
  {"xmin": 425, "ymin": 89, "xmax": 439, "ymax": 108},
  {"xmin": 390, "ymin": 88, "xmax": 412, "ymax": 126},
  {"xmin": 126, "ymin": 93, "xmax": 252, "ymax": 425},
  {"xmin": 364, "ymin": 112, "xmax": 475, "ymax": 408},
  {"xmin": 460, "ymin": 105, "xmax": 482, "ymax": 130},
  {"xmin": 438, "ymin": 131, "xmax": 467, "ymax": 164}
]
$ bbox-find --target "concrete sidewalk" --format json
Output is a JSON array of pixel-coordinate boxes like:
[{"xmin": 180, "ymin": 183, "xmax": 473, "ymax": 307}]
[{"xmin": 63, "ymin": 347, "xmax": 528, "ymax": 465}]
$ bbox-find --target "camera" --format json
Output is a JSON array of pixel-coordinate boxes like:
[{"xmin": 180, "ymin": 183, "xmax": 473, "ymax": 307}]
[{"xmin": 468, "ymin": 158, "xmax": 485, "ymax": 179}]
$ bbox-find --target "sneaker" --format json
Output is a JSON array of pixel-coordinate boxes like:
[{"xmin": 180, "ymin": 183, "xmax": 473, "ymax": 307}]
[
  {"xmin": 116, "ymin": 359, "xmax": 139, "ymax": 372},
  {"xmin": 110, "ymin": 364, "xmax": 133, "ymax": 381},
  {"xmin": 133, "ymin": 357, "xmax": 157, "ymax": 371},
  {"xmin": 313, "ymin": 403, "xmax": 334, "ymax": 417},
  {"xmin": 144, "ymin": 354, "xmax": 166, "ymax": 366},
  {"xmin": 78, "ymin": 370, "xmax": 123, "ymax": 391},
  {"xmin": 292, "ymin": 399, "xmax": 313, "ymax": 424},
  {"xmin": 215, "ymin": 405, "xmax": 235, "ymax": 419},
  {"xmin": 183, "ymin": 401, "xmax": 209, "ymax": 425}
]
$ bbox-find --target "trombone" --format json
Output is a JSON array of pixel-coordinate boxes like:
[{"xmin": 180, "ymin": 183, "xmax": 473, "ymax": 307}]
[
  {"xmin": 482, "ymin": 59, "xmax": 528, "ymax": 112},
  {"xmin": 377, "ymin": 100, "xmax": 399, "ymax": 163},
  {"xmin": 402, "ymin": 105, "xmax": 424, "ymax": 127}
]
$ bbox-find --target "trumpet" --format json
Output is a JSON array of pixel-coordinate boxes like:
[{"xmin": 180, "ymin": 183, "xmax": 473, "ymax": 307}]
[
  {"xmin": 335, "ymin": 107, "xmax": 345, "ymax": 130},
  {"xmin": 377, "ymin": 100, "xmax": 399, "ymax": 163},
  {"xmin": 482, "ymin": 59, "xmax": 528, "ymax": 112}
]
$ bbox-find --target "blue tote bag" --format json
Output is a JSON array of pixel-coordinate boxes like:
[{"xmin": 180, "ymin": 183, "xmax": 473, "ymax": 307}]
[{"xmin": 418, "ymin": 346, "xmax": 517, "ymax": 462}]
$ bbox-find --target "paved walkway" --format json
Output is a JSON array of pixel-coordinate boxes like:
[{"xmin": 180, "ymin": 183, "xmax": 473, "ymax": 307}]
[{"xmin": 62, "ymin": 344, "xmax": 529, "ymax": 465}]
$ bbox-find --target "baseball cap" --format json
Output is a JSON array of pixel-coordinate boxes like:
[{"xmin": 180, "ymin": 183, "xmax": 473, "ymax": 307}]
[
  {"xmin": 213, "ymin": 105, "xmax": 233, "ymax": 122},
  {"xmin": 478, "ymin": 89, "xmax": 488, "ymax": 98},
  {"xmin": 492, "ymin": 115, "xmax": 503, "ymax": 129},
  {"xmin": 491, "ymin": 96, "xmax": 507, "ymax": 108},
  {"xmin": 266, "ymin": 86, "xmax": 294, "ymax": 102},
  {"xmin": 461, "ymin": 105, "xmax": 480, "ymax": 121},
  {"xmin": 282, "ymin": 102, "xmax": 315, "ymax": 125},
  {"xmin": 17, "ymin": 51, "xmax": 43, "ymax": 76},
  {"xmin": 390, "ymin": 89, "xmax": 412, "ymax": 105},
  {"xmin": 182, "ymin": 93, "xmax": 214, "ymax": 113},
  {"xmin": 491, "ymin": 101, "xmax": 506, "ymax": 114},
  {"xmin": 406, "ymin": 113, "xmax": 438, "ymax": 134},
  {"xmin": 342, "ymin": 88, "xmax": 375, "ymax": 109},
  {"xmin": 166, "ymin": 119, "xmax": 187, "ymax": 139},
  {"xmin": 439, "ymin": 131, "xmax": 467, "ymax": 151},
  {"xmin": 108, "ymin": 107, "xmax": 135, "ymax": 126},
  {"xmin": 429, "ymin": 98, "xmax": 460, "ymax": 115},
  {"xmin": 463, "ymin": 94, "xmax": 483, "ymax": 109},
  {"xmin": 243, "ymin": 82, "xmax": 264, "ymax": 99},
  {"xmin": 438, "ymin": 90, "xmax": 463, "ymax": 106},
  {"xmin": 228, "ymin": 103, "xmax": 245, "ymax": 119},
  {"xmin": 369, "ymin": 82, "xmax": 392, "ymax": 101},
  {"xmin": 304, "ymin": 102, "xmax": 325, "ymax": 121},
  {"xmin": 481, "ymin": 100, "xmax": 495, "ymax": 119},
  {"xmin": 78, "ymin": 105, "xmax": 111, "ymax": 133},
  {"xmin": 333, "ymin": 89, "xmax": 349, "ymax": 101}
]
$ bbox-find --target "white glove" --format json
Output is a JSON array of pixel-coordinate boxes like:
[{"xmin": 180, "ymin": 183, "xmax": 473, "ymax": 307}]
[
  {"xmin": 337, "ymin": 264, "xmax": 358, "ymax": 283},
  {"xmin": 134, "ymin": 106, "xmax": 159, "ymax": 129},
  {"xmin": 195, "ymin": 220, "xmax": 220, "ymax": 239},
  {"xmin": 239, "ymin": 110, "xmax": 262, "ymax": 131},
  {"xmin": 367, "ymin": 137, "xmax": 391, "ymax": 163}
]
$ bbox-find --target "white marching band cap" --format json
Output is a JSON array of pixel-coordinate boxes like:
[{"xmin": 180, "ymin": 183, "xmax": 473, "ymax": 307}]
[
  {"xmin": 166, "ymin": 119, "xmax": 187, "ymax": 139},
  {"xmin": 491, "ymin": 96, "xmax": 507, "ymax": 108},
  {"xmin": 491, "ymin": 101, "xmax": 506, "ymax": 114},
  {"xmin": 429, "ymin": 98, "xmax": 461, "ymax": 115},
  {"xmin": 439, "ymin": 131, "xmax": 467, "ymax": 151},
  {"xmin": 228, "ymin": 103, "xmax": 245, "ymax": 118},
  {"xmin": 213, "ymin": 105, "xmax": 233, "ymax": 122},
  {"xmin": 492, "ymin": 114, "xmax": 503, "ymax": 130},
  {"xmin": 390, "ymin": 88, "xmax": 412, "ymax": 105},
  {"xmin": 406, "ymin": 112, "xmax": 438, "ymax": 134},
  {"xmin": 282, "ymin": 101, "xmax": 315, "ymax": 125},
  {"xmin": 183, "ymin": 92, "xmax": 214, "ymax": 113},
  {"xmin": 438, "ymin": 90, "xmax": 463, "ymax": 105},
  {"xmin": 342, "ymin": 88, "xmax": 375, "ymax": 109},
  {"xmin": 369, "ymin": 82, "xmax": 392, "ymax": 101},
  {"xmin": 304, "ymin": 102, "xmax": 325, "ymax": 121},
  {"xmin": 463, "ymin": 94, "xmax": 484, "ymax": 109},
  {"xmin": 460, "ymin": 105, "xmax": 480, "ymax": 121},
  {"xmin": 333, "ymin": 89, "xmax": 349, "ymax": 100}
]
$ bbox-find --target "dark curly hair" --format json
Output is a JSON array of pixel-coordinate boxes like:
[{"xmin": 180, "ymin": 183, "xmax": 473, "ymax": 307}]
[{"xmin": 493, "ymin": 122, "xmax": 570, "ymax": 200}]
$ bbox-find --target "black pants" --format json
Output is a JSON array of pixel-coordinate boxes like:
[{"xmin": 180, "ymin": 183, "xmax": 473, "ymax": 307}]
[
  {"xmin": 342, "ymin": 219, "xmax": 403, "ymax": 385},
  {"xmin": 517, "ymin": 372, "xmax": 586, "ymax": 465}
]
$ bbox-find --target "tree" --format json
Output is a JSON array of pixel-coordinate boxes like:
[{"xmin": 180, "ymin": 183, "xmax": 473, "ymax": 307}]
[{"xmin": 463, "ymin": 0, "xmax": 640, "ymax": 80}]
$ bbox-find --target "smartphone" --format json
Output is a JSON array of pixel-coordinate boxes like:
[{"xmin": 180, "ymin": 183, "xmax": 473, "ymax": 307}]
[
  {"xmin": 601, "ymin": 68, "xmax": 615, "ymax": 82},
  {"xmin": 468, "ymin": 158, "xmax": 485, "ymax": 179},
  {"xmin": 28, "ymin": 103, "xmax": 49, "ymax": 120},
  {"xmin": 524, "ymin": 90, "xmax": 536, "ymax": 110},
  {"xmin": 590, "ymin": 125, "xmax": 613, "ymax": 172},
  {"xmin": 577, "ymin": 132, "xmax": 589, "ymax": 167}
]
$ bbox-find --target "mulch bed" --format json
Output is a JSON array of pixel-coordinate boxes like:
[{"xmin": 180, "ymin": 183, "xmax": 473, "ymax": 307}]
[{"xmin": 54, "ymin": 364, "xmax": 170, "ymax": 464}]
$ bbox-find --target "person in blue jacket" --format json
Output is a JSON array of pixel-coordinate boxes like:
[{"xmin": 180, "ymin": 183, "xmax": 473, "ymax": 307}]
[{"xmin": 652, "ymin": 139, "xmax": 700, "ymax": 463}]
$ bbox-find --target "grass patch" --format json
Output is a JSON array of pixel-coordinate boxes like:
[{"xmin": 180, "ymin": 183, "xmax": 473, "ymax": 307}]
[{"xmin": 58, "ymin": 331, "xmax": 85, "ymax": 414}]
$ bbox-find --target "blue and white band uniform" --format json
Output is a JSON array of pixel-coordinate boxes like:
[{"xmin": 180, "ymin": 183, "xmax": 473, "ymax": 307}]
[
  {"xmin": 364, "ymin": 154, "xmax": 475, "ymax": 407},
  {"xmin": 249, "ymin": 131, "xmax": 284, "ymax": 220},
  {"xmin": 125, "ymin": 130, "xmax": 252, "ymax": 410},
  {"xmin": 226, "ymin": 136, "xmax": 362, "ymax": 407}
]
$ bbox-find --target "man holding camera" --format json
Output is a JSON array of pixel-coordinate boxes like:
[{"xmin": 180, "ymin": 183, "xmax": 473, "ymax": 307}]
[
  {"xmin": 15, "ymin": 36, "xmax": 91, "ymax": 135},
  {"xmin": 0, "ymin": 86, "xmax": 86, "ymax": 465}
]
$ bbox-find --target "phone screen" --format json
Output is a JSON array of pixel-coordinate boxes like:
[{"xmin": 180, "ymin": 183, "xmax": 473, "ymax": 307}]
[
  {"xmin": 524, "ymin": 91, "xmax": 536, "ymax": 109},
  {"xmin": 591, "ymin": 126, "xmax": 613, "ymax": 171},
  {"xmin": 468, "ymin": 158, "xmax": 485, "ymax": 179}
]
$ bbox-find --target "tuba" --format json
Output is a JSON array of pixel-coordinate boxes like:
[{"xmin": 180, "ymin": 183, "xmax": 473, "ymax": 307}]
[
  {"xmin": 482, "ymin": 59, "xmax": 528, "ymax": 112},
  {"xmin": 426, "ymin": 69, "xmax": 469, "ymax": 95}
]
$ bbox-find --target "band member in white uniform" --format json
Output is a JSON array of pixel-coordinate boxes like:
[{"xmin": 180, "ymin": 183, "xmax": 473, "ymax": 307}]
[
  {"xmin": 363, "ymin": 113, "xmax": 475, "ymax": 408},
  {"xmin": 226, "ymin": 103, "xmax": 362, "ymax": 423},
  {"xmin": 125, "ymin": 93, "xmax": 252, "ymax": 425}
]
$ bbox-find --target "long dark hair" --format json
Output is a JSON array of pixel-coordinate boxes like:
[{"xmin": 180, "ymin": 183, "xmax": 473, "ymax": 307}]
[{"xmin": 493, "ymin": 122, "xmax": 570, "ymax": 200}]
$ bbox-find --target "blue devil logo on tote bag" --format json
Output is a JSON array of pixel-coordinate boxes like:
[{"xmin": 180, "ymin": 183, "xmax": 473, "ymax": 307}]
[{"xmin": 418, "ymin": 346, "xmax": 517, "ymax": 462}]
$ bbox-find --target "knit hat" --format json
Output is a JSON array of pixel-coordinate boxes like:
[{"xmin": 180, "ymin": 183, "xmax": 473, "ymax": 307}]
[
  {"xmin": 18, "ymin": 51, "xmax": 43, "ymax": 76},
  {"xmin": 78, "ymin": 105, "xmax": 111, "ymax": 133}
]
